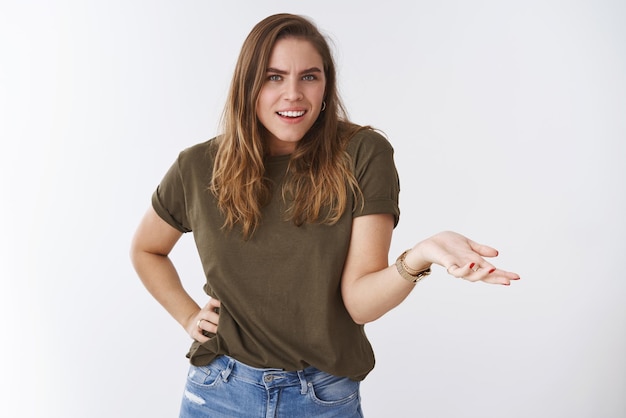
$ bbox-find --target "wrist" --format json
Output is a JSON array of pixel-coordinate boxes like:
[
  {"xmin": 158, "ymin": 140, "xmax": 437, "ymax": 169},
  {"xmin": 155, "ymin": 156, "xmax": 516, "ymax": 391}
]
[
  {"xmin": 395, "ymin": 249, "xmax": 432, "ymax": 283},
  {"xmin": 404, "ymin": 245, "xmax": 432, "ymax": 272}
]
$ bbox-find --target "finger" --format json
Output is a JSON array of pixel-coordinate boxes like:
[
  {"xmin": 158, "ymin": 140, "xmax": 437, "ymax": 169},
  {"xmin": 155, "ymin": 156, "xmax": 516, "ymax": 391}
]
[
  {"xmin": 468, "ymin": 260, "xmax": 501, "ymax": 281},
  {"xmin": 201, "ymin": 319, "xmax": 218, "ymax": 335},
  {"xmin": 197, "ymin": 316, "xmax": 215, "ymax": 329},
  {"xmin": 463, "ymin": 262, "xmax": 486, "ymax": 282},
  {"xmin": 447, "ymin": 262, "xmax": 477, "ymax": 278},
  {"xmin": 481, "ymin": 274, "xmax": 515, "ymax": 286},
  {"xmin": 480, "ymin": 275, "xmax": 506, "ymax": 285},
  {"xmin": 203, "ymin": 301, "xmax": 221, "ymax": 326},
  {"xmin": 198, "ymin": 301, "xmax": 220, "ymax": 330},
  {"xmin": 449, "ymin": 261, "xmax": 496, "ymax": 282},
  {"xmin": 480, "ymin": 269, "xmax": 521, "ymax": 285},
  {"xmin": 193, "ymin": 319, "xmax": 210, "ymax": 343},
  {"xmin": 469, "ymin": 261, "xmax": 496, "ymax": 274},
  {"xmin": 196, "ymin": 318, "xmax": 207, "ymax": 334},
  {"xmin": 446, "ymin": 263, "xmax": 460, "ymax": 275},
  {"xmin": 467, "ymin": 239, "xmax": 499, "ymax": 258},
  {"xmin": 196, "ymin": 318, "xmax": 217, "ymax": 339},
  {"xmin": 206, "ymin": 298, "xmax": 221, "ymax": 314}
]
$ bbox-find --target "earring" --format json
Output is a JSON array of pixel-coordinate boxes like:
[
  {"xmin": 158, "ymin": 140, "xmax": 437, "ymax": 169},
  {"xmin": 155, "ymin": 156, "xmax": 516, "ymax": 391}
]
[{"xmin": 321, "ymin": 101, "xmax": 326, "ymax": 111}]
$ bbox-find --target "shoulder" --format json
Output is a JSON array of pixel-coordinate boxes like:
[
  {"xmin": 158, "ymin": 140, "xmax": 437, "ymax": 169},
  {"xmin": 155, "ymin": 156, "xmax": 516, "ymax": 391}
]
[
  {"xmin": 176, "ymin": 137, "xmax": 219, "ymax": 167},
  {"xmin": 345, "ymin": 126, "xmax": 394, "ymax": 160}
]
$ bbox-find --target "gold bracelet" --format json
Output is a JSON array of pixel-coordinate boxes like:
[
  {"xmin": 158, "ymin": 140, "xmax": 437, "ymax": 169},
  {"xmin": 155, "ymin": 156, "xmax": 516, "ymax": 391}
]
[{"xmin": 395, "ymin": 250, "xmax": 431, "ymax": 283}]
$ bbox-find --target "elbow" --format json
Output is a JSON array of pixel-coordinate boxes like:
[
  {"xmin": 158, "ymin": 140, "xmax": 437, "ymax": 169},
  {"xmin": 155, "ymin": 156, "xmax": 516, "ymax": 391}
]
[
  {"xmin": 341, "ymin": 276, "xmax": 389, "ymax": 325},
  {"xmin": 128, "ymin": 234, "xmax": 155, "ymax": 273},
  {"xmin": 352, "ymin": 314, "xmax": 382, "ymax": 326},
  {"xmin": 129, "ymin": 235, "xmax": 142, "ymax": 269},
  {"xmin": 342, "ymin": 287, "xmax": 382, "ymax": 325},
  {"xmin": 344, "ymin": 301, "xmax": 383, "ymax": 325},
  {"xmin": 351, "ymin": 315, "xmax": 370, "ymax": 326},
  {"xmin": 349, "ymin": 312, "xmax": 382, "ymax": 326}
]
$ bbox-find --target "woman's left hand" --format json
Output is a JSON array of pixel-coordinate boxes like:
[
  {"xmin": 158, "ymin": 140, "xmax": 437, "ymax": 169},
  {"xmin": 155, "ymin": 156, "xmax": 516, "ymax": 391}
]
[{"xmin": 409, "ymin": 231, "xmax": 520, "ymax": 286}]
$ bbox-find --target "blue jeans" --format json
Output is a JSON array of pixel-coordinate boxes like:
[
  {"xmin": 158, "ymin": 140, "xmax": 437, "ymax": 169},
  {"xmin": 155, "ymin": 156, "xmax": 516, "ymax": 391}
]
[{"xmin": 179, "ymin": 355, "xmax": 364, "ymax": 417}]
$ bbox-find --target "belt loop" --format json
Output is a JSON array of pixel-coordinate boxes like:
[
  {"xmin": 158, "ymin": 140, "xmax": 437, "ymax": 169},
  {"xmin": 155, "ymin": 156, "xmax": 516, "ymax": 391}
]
[
  {"xmin": 297, "ymin": 370, "xmax": 308, "ymax": 395},
  {"xmin": 221, "ymin": 357, "xmax": 235, "ymax": 382}
]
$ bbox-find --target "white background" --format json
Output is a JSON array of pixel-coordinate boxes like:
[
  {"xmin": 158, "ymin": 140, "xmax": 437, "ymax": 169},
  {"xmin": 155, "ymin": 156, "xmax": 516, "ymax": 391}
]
[{"xmin": 1, "ymin": 1, "xmax": 625, "ymax": 417}]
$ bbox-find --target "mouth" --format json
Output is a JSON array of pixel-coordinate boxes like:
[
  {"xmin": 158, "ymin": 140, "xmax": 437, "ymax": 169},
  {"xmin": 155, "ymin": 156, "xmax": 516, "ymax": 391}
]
[{"xmin": 277, "ymin": 110, "xmax": 306, "ymax": 118}]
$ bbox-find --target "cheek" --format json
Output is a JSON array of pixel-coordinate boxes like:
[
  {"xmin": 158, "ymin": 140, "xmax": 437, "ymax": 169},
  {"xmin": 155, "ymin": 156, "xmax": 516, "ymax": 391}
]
[
  {"xmin": 255, "ymin": 95, "xmax": 268, "ymax": 121},
  {"xmin": 256, "ymin": 91, "xmax": 275, "ymax": 115},
  {"xmin": 308, "ymin": 85, "xmax": 325, "ymax": 105}
]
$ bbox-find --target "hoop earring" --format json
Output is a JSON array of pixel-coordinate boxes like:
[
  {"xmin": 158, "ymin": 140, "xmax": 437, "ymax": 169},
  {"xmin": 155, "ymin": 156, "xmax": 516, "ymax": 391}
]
[{"xmin": 321, "ymin": 101, "xmax": 326, "ymax": 111}]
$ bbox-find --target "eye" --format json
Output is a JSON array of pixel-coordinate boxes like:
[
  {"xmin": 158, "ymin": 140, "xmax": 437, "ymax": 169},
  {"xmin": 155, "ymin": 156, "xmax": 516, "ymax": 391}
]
[
  {"xmin": 302, "ymin": 74, "xmax": 316, "ymax": 81},
  {"xmin": 268, "ymin": 74, "xmax": 282, "ymax": 82}
]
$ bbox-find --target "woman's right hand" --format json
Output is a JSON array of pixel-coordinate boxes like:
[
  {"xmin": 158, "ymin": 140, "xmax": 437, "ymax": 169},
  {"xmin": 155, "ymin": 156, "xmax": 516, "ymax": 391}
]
[{"xmin": 187, "ymin": 298, "xmax": 221, "ymax": 343}]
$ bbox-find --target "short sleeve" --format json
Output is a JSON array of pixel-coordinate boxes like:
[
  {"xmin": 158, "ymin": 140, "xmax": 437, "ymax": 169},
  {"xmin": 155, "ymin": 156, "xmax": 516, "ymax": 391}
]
[
  {"xmin": 151, "ymin": 157, "xmax": 192, "ymax": 233},
  {"xmin": 350, "ymin": 130, "xmax": 401, "ymax": 227}
]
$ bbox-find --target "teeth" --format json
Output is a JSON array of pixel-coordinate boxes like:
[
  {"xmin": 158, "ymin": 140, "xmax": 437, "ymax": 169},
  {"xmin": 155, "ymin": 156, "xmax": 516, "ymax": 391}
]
[{"xmin": 278, "ymin": 110, "xmax": 305, "ymax": 118}]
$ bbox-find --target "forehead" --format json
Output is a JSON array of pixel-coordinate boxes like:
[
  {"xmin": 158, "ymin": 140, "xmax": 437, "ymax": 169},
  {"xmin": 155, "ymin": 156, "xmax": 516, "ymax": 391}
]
[{"xmin": 267, "ymin": 37, "xmax": 323, "ymax": 68}]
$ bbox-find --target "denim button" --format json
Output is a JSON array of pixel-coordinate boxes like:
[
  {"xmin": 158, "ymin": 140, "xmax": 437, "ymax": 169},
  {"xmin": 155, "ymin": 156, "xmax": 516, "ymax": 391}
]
[{"xmin": 264, "ymin": 375, "xmax": 273, "ymax": 382}]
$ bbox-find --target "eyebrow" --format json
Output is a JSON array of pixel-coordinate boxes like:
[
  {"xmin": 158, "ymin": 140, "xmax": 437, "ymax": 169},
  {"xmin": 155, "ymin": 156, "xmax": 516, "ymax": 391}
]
[{"xmin": 266, "ymin": 67, "xmax": 323, "ymax": 75}]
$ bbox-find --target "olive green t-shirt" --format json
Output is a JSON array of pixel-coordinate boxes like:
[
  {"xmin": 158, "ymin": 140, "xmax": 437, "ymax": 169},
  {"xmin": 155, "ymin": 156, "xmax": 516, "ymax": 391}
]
[{"xmin": 151, "ymin": 128, "xmax": 400, "ymax": 381}]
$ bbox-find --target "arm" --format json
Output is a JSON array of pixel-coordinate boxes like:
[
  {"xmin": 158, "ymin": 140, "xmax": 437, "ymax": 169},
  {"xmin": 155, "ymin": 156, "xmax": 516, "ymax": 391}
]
[
  {"xmin": 129, "ymin": 206, "xmax": 220, "ymax": 343},
  {"xmin": 341, "ymin": 214, "xmax": 520, "ymax": 325}
]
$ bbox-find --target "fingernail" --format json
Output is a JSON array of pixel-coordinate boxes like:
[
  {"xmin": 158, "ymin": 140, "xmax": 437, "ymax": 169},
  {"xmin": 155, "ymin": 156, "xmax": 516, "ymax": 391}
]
[
  {"xmin": 488, "ymin": 268, "xmax": 496, "ymax": 274},
  {"xmin": 469, "ymin": 263, "xmax": 475, "ymax": 269}
]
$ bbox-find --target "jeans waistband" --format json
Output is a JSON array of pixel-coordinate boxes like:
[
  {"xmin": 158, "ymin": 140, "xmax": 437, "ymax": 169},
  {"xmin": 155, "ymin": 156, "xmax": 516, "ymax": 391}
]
[{"xmin": 214, "ymin": 355, "xmax": 319, "ymax": 393}]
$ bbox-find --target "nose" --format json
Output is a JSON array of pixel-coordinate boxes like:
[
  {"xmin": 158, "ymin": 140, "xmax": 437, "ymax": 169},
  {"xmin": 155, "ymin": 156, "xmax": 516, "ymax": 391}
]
[{"xmin": 283, "ymin": 79, "xmax": 303, "ymax": 101}]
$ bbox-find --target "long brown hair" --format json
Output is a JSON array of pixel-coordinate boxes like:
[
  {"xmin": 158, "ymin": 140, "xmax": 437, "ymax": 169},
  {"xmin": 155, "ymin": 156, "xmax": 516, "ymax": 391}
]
[{"xmin": 211, "ymin": 13, "xmax": 363, "ymax": 238}]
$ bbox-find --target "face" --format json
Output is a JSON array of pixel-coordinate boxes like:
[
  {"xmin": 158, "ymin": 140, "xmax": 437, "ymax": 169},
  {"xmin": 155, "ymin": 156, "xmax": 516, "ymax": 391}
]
[{"xmin": 256, "ymin": 37, "xmax": 326, "ymax": 156}]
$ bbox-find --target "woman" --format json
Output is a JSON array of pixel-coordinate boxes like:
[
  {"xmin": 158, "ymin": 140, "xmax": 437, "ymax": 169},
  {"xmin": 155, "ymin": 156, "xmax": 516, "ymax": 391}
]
[{"xmin": 130, "ymin": 13, "xmax": 519, "ymax": 417}]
